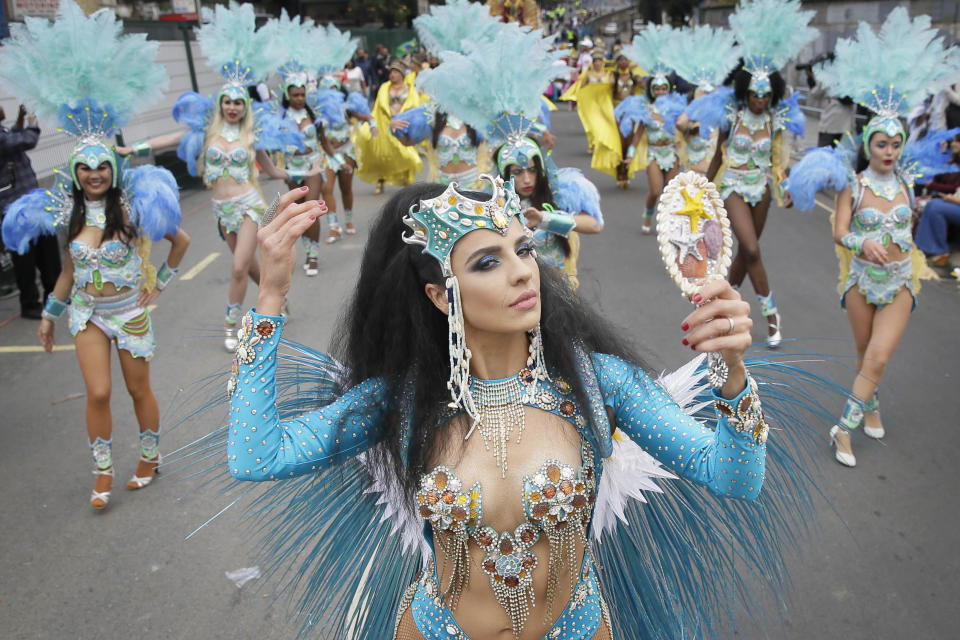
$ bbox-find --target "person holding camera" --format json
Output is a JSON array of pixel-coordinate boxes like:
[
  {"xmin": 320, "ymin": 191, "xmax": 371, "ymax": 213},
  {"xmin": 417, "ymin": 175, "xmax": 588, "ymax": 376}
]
[{"xmin": 0, "ymin": 103, "xmax": 61, "ymax": 318}]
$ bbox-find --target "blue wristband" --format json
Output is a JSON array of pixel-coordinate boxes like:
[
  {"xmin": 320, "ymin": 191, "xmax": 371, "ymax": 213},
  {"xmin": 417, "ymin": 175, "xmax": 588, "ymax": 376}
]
[
  {"xmin": 841, "ymin": 233, "xmax": 862, "ymax": 254},
  {"xmin": 539, "ymin": 209, "xmax": 577, "ymax": 237},
  {"xmin": 42, "ymin": 295, "xmax": 67, "ymax": 322},
  {"xmin": 134, "ymin": 141, "xmax": 152, "ymax": 158},
  {"xmin": 155, "ymin": 262, "xmax": 178, "ymax": 290}
]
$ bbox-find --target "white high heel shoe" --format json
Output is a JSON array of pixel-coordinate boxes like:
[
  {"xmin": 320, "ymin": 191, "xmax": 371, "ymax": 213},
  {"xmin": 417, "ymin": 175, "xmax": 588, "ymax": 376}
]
[
  {"xmin": 863, "ymin": 420, "xmax": 885, "ymax": 440},
  {"xmin": 127, "ymin": 454, "xmax": 160, "ymax": 490},
  {"xmin": 91, "ymin": 467, "xmax": 114, "ymax": 509},
  {"xmin": 766, "ymin": 312, "xmax": 782, "ymax": 349},
  {"xmin": 829, "ymin": 425, "xmax": 856, "ymax": 467}
]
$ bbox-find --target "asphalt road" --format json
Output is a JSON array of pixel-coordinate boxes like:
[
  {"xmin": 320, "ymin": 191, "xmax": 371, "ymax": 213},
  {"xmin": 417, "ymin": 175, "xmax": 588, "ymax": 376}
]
[{"xmin": 1, "ymin": 110, "xmax": 958, "ymax": 639}]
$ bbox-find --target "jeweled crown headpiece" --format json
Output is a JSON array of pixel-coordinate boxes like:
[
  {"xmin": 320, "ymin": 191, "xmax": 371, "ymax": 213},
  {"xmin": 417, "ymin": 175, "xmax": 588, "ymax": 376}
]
[
  {"xmin": 729, "ymin": 0, "xmax": 816, "ymax": 97},
  {"xmin": 0, "ymin": 1, "xmax": 168, "ymax": 189},
  {"xmin": 402, "ymin": 174, "xmax": 523, "ymax": 271},
  {"xmin": 814, "ymin": 7, "xmax": 960, "ymax": 155}
]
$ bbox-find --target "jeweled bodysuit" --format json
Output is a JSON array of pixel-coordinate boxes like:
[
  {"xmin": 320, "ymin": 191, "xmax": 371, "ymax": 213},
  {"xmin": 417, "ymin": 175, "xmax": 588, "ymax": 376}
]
[
  {"xmin": 842, "ymin": 168, "xmax": 916, "ymax": 309},
  {"xmin": 227, "ymin": 311, "xmax": 768, "ymax": 639},
  {"xmin": 720, "ymin": 108, "xmax": 773, "ymax": 206}
]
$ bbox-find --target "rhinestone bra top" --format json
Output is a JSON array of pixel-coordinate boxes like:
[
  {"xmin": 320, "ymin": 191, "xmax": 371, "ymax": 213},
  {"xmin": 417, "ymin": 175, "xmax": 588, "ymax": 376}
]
[
  {"xmin": 204, "ymin": 144, "xmax": 250, "ymax": 184},
  {"xmin": 437, "ymin": 131, "xmax": 478, "ymax": 168},
  {"xmin": 852, "ymin": 176, "xmax": 913, "ymax": 251},
  {"xmin": 69, "ymin": 239, "xmax": 140, "ymax": 290}
]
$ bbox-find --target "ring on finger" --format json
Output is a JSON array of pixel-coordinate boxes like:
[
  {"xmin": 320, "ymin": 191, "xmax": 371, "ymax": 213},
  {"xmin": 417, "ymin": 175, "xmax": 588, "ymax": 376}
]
[{"xmin": 726, "ymin": 316, "xmax": 736, "ymax": 335}]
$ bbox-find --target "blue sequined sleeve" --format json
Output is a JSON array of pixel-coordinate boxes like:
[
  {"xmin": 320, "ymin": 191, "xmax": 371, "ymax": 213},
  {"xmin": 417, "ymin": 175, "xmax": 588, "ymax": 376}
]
[
  {"xmin": 227, "ymin": 310, "xmax": 389, "ymax": 481},
  {"xmin": 592, "ymin": 353, "xmax": 766, "ymax": 500}
]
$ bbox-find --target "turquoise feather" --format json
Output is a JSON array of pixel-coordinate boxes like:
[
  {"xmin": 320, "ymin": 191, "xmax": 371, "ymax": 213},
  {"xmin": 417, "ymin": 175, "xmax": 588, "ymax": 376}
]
[
  {"xmin": 414, "ymin": 0, "xmax": 502, "ymax": 54},
  {"xmin": 197, "ymin": 2, "xmax": 281, "ymax": 83},
  {"xmin": 667, "ymin": 26, "xmax": 740, "ymax": 90},
  {"xmin": 729, "ymin": 0, "xmax": 817, "ymax": 71}
]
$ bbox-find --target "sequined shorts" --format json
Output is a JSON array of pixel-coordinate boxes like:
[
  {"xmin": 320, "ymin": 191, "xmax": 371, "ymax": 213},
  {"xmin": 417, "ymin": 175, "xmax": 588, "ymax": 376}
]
[
  {"xmin": 842, "ymin": 256, "xmax": 916, "ymax": 310},
  {"xmin": 647, "ymin": 144, "xmax": 677, "ymax": 172},
  {"xmin": 394, "ymin": 558, "xmax": 611, "ymax": 640},
  {"xmin": 285, "ymin": 150, "xmax": 323, "ymax": 182},
  {"xmin": 211, "ymin": 189, "xmax": 266, "ymax": 234},
  {"xmin": 720, "ymin": 167, "xmax": 769, "ymax": 206},
  {"xmin": 326, "ymin": 141, "xmax": 357, "ymax": 170},
  {"xmin": 69, "ymin": 289, "xmax": 155, "ymax": 359}
]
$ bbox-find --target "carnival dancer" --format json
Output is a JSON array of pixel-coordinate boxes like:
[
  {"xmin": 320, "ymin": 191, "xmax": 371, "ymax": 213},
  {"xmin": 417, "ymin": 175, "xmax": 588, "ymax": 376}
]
[
  {"xmin": 264, "ymin": 12, "xmax": 328, "ymax": 275},
  {"xmin": 415, "ymin": 22, "xmax": 601, "ymax": 290},
  {"xmin": 118, "ymin": 2, "xmax": 304, "ymax": 351},
  {"xmin": 0, "ymin": 1, "xmax": 189, "ymax": 509},
  {"xmin": 687, "ymin": 0, "xmax": 814, "ymax": 347},
  {"xmin": 355, "ymin": 58, "xmax": 423, "ymax": 195},
  {"xmin": 616, "ymin": 26, "xmax": 688, "ymax": 225},
  {"xmin": 389, "ymin": 0, "xmax": 499, "ymax": 191},
  {"xmin": 669, "ymin": 26, "xmax": 741, "ymax": 175},
  {"xmin": 784, "ymin": 8, "xmax": 959, "ymax": 467},
  {"xmin": 311, "ymin": 24, "xmax": 379, "ymax": 244},
  {"xmin": 169, "ymin": 19, "xmax": 838, "ymax": 640}
]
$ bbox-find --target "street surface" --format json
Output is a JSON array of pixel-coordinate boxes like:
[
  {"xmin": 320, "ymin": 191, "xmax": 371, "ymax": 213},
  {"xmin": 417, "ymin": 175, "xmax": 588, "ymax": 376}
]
[{"xmin": 1, "ymin": 110, "xmax": 958, "ymax": 639}]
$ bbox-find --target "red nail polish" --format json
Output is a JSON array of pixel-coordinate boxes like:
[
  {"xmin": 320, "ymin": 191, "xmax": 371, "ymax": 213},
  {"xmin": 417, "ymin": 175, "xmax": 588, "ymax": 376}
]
[
  {"xmin": 690, "ymin": 344, "xmax": 696, "ymax": 350},
  {"xmin": 681, "ymin": 322, "xmax": 689, "ymax": 331},
  {"xmin": 682, "ymin": 338, "xmax": 688, "ymax": 346},
  {"xmin": 693, "ymin": 293, "xmax": 703, "ymax": 303}
]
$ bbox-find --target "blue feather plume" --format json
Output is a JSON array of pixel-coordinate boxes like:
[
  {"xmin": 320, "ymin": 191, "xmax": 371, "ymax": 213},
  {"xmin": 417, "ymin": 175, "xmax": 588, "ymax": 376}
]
[
  {"xmin": 903, "ymin": 127, "xmax": 960, "ymax": 184},
  {"xmin": 123, "ymin": 164, "xmax": 181, "ymax": 240},
  {"xmin": 554, "ymin": 167, "xmax": 603, "ymax": 225},
  {"xmin": 777, "ymin": 92, "xmax": 806, "ymax": 137},
  {"xmin": 784, "ymin": 146, "xmax": 852, "ymax": 211},
  {"xmin": 539, "ymin": 99, "xmax": 552, "ymax": 131},
  {"xmin": 307, "ymin": 88, "xmax": 346, "ymax": 127},
  {"xmin": 654, "ymin": 92, "xmax": 688, "ymax": 136},
  {"xmin": 254, "ymin": 102, "xmax": 305, "ymax": 152},
  {"xmin": 1, "ymin": 189, "xmax": 59, "ymax": 254},
  {"xmin": 391, "ymin": 105, "xmax": 435, "ymax": 144},
  {"xmin": 685, "ymin": 86, "xmax": 735, "ymax": 135},
  {"xmin": 614, "ymin": 96, "xmax": 653, "ymax": 138},
  {"xmin": 177, "ymin": 131, "xmax": 205, "ymax": 178},
  {"xmin": 345, "ymin": 91, "xmax": 371, "ymax": 117},
  {"xmin": 172, "ymin": 92, "xmax": 212, "ymax": 131}
]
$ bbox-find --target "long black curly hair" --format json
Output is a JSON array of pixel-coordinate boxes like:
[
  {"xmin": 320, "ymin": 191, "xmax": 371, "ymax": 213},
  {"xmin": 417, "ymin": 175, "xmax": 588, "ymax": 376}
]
[{"xmin": 329, "ymin": 183, "xmax": 647, "ymax": 498}]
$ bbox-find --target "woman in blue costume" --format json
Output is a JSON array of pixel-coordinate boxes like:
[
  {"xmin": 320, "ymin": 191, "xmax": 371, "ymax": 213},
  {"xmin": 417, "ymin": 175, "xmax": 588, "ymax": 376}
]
[
  {"xmin": 615, "ymin": 26, "xmax": 688, "ymax": 233},
  {"xmin": 0, "ymin": 1, "xmax": 188, "ymax": 509},
  {"xmin": 118, "ymin": 2, "xmax": 304, "ymax": 352},
  {"xmin": 688, "ymin": 0, "xmax": 814, "ymax": 348},
  {"xmin": 203, "ymin": 22, "xmax": 841, "ymax": 640},
  {"xmin": 784, "ymin": 8, "xmax": 958, "ymax": 467}
]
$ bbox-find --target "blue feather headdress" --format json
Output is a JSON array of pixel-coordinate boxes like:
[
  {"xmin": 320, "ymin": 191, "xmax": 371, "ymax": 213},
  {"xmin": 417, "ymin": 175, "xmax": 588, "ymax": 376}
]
[
  {"xmin": 814, "ymin": 7, "xmax": 960, "ymax": 155},
  {"xmin": 667, "ymin": 26, "xmax": 740, "ymax": 93},
  {"xmin": 728, "ymin": 0, "xmax": 817, "ymax": 97},
  {"xmin": 260, "ymin": 11, "xmax": 324, "ymax": 99},
  {"xmin": 413, "ymin": 0, "xmax": 502, "ymax": 55},
  {"xmin": 0, "ymin": 0, "xmax": 168, "ymax": 189},
  {"xmin": 621, "ymin": 25, "xmax": 678, "ymax": 87},
  {"xmin": 197, "ymin": 2, "xmax": 281, "ymax": 107},
  {"xmin": 416, "ymin": 22, "xmax": 565, "ymax": 168}
]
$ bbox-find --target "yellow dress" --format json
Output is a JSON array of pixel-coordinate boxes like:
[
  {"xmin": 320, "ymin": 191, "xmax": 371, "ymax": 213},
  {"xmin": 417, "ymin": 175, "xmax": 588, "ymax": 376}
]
[{"xmin": 354, "ymin": 77, "xmax": 423, "ymax": 186}]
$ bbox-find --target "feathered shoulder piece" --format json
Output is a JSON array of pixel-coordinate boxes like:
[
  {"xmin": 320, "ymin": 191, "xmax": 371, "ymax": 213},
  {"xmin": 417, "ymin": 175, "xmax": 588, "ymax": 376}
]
[
  {"xmin": 553, "ymin": 167, "xmax": 603, "ymax": 225},
  {"xmin": 197, "ymin": 2, "xmax": 280, "ymax": 87},
  {"xmin": 729, "ymin": 0, "xmax": 817, "ymax": 79},
  {"xmin": 684, "ymin": 86, "xmax": 735, "ymax": 135},
  {"xmin": 667, "ymin": 26, "xmax": 739, "ymax": 92},
  {"xmin": 307, "ymin": 88, "xmax": 347, "ymax": 127},
  {"xmin": 815, "ymin": 8, "xmax": 960, "ymax": 122},
  {"xmin": 345, "ymin": 91, "xmax": 372, "ymax": 117},
  {"xmin": 172, "ymin": 93, "xmax": 214, "ymax": 177},
  {"xmin": 1, "ymin": 170, "xmax": 74, "ymax": 254},
  {"xmin": 0, "ymin": 0, "xmax": 167, "ymax": 139},
  {"xmin": 390, "ymin": 103, "xmax": 437, "ymax": 145},
  {"xmin": 621, "ymin": 25, "xmax": 678, "ymax": 83},
  {"xmin": 416, "ymin": 22, "xmax": 564, "ymax": 145},
  {"xmin": 315, "ymin": 23, "xmax": 359, "ymax": 76},
  {"xmin": 121, "ymin": 162, "xmax": 182, "ymax": 241},
  {"xmin": 413, "ymin": 0, "xmax": 502, "ymax": 54},
  {"xmin": 614, "ymin": 96, "xmax": 653, "ymax": 137},
  {"xmin": 252, "ymin": 102, "xmax": 306, "ymax": 152},
  {"xmin": 771, "ymin": 92, "xmax": 806, "ymax": 136},
  {"xmin": 783, "ymin": 145, "xmax": 853, "ymax": 211}
]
